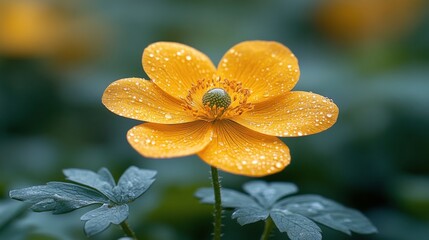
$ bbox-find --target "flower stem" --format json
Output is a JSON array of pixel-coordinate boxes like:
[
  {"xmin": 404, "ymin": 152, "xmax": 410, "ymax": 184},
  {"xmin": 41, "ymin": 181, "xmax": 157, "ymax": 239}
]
[
  {"xmin": 120, "ymin": 220, "xmax": 138, "ymax": 240},
  {"xmin": 260, "ymin": 217, "xmax": 274, "ymax": 240},
  {"xmin": 210, "ymin": 166, "xmax": 222, "ymax": 240}
]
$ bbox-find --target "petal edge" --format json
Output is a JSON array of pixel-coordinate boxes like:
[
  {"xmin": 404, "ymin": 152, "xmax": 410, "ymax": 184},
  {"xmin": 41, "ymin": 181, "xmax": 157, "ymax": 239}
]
[
  {"xmin": 217, "ymin": 41, "xmax": 300, "ymax": 103},
  {"xmin": 127, "ymin": 121, "xmax": 213, "ymax": 158},
  {"xmin": 233, "ymin": 91, "xmax": 339, "ymax": 137},
  {"xmin": 198, "ymin": 120, "xmax": 290, "ymax": 177},
  {"xmin": 102, "ymin": 78, "xmax": 195, "ymax": 124},
  {"xmin": 143, "ymin": 42, "xmax": 216, "ymax": 99}
]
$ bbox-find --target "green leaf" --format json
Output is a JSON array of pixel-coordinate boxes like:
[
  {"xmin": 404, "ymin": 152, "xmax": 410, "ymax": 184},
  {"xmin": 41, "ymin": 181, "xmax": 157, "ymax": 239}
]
[
  {"xmin": 243, "ymin": 181, "xmax": 298, "ymax": 208},
  {"xmin": 195, "ymin": 181, "xmax": 377, "ymax": 239},
  {"xmin": 195, "ymin": 188, "xmax": 259, "ymax": 208},
  {"xmin": 9, "ymin": 182, "xmax": 109, "ymax": 214},
  {"xmin": 63, "ymin": 168, "xmax": 116, "ymax": 200},
  {"xmin": 277, "ymin": 195, "xmax": 378, "ymax": 235},
  {"xmin": 231, "ymin": 207, "xmax": 269, "ymax": 225},
  {"xmin": 81, "ymin": 204, "xmax": 129, "ymax": 237},
  {"xmin": 270, "ymin": 210, "xmax": 322, "ymax": 240},
  {"xmin": 9, "ymin": 166, "xmax": 157, "ymax": 238},
  {"xmin": 112, "ymin": 166, "xmax": 157, "ymax": 204},
  {"xmin": 0, "ymin": 200, "xmax": 26, "ymax": 230}
]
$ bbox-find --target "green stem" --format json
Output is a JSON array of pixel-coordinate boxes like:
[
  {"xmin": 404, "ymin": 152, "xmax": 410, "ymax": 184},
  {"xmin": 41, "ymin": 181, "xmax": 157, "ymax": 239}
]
[
  {"xmin": 120, "ymin": 220, "xmax": 138, "ymax": 240},
  {"xmin": 210, "ymin": 166, "xmax": 222, "ymax": 240},
  {"xmin": 260, "ymin": 217, "xmax": 274, "ymax": 240}
]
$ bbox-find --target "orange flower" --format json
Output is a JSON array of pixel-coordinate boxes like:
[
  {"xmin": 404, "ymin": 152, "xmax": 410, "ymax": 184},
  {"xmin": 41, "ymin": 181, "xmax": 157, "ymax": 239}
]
[{"xmin": 102, "ymin": 41, "xmax": 338, "ymax": 176}]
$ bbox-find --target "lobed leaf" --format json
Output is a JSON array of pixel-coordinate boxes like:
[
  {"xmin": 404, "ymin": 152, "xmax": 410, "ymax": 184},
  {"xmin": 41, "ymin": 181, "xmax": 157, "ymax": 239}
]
[
  {"xmin": 9, "ymin": 182, "xmax": 109, "ymax": 214},
  {"xmin": 63, "ymin": 168, "xmax": 116, "ymax": 200},
  {"xmin": 113, "ymin": 166, "xmax": 157, "ymax": 204},
  {"xmin": 81, "ymin": 204, "xmax": 129, "ymax": 237},
  {"xmin": 243, "ymin": 181, "xmax": 298, "ymax": 208},
  {"xmin": 196, "ymin": 181, "xmax": 377, "ymax": 239},
  {"xmin": 195, "ymin": 188, "xmax": 259, "ymax": 208},
  {"xmin": 314, "ymin": 209, "xmax": 378, "ymax": 234},
  {"xmin": 276, "ymin": 194, "xmax": 377, "ymax": 235},
  {"xmin": 270, "ymin": 210, "xmax": 322, "ymax": 240},
  {"xmin": 231, "ymin": 207, "xmax": 269, "ymax": 225}
]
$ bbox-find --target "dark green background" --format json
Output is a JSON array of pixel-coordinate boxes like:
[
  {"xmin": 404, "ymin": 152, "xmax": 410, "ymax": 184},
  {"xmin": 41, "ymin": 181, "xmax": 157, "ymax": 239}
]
[{"xmin": 1, "ymin": 0, "xmax": 428, "ymax": 239}]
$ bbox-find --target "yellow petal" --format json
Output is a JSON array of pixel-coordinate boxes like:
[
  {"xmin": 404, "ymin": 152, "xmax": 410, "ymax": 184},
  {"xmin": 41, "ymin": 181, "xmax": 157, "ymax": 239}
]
[
  {"xmin": 127, "ymin": 121, "xmax": 213, "ymax": 158},
  {"xmin": 198, "ymin": 120, "xmax": 290, "ymax": 177},
  {"xmin": 142, "ymin": 42, "xmax": 216, "ymax": 99},
  {"xmin": 217, "ymin": 41, "xmax": 300, "ymax": 103},
  {"xmin": 232, "ymin": 91, "xmax": 339, "ymax": 137},
  {"xmin": 102, "ymin": 78, "xmax": 195, "ymax": 124}
]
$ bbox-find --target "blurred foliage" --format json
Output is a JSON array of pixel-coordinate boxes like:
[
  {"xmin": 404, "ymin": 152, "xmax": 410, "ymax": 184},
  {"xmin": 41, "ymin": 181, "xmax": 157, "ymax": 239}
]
[{"xmin": 1, "ymin": 0, "xmax": 428, "ymax": 239}]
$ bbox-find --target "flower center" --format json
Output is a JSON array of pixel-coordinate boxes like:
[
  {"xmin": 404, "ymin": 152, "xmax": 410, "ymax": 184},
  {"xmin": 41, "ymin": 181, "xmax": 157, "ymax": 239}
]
[
  {"xmin": 182, "ymin": 77, "xmax": 254, "ymax": 122},
  {"xmin": 202, "ymin": 88, "xmax": 231, "ymax": 109}
]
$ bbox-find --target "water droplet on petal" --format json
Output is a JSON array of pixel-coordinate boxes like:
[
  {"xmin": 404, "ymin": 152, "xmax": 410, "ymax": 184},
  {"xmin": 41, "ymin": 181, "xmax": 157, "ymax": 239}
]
[{"xmin": 165, "ymin": 113, "xmax": 172, "ymax": 119}]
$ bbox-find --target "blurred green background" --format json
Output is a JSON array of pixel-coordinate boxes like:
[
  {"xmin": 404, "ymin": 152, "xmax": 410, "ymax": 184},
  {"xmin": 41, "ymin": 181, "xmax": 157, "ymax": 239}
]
[{"xmin": 1, "ymin": 0, "xmax": 428, "ymax": 239}]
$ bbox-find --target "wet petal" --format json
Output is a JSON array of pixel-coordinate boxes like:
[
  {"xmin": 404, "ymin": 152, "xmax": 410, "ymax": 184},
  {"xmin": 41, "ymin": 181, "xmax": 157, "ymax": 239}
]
[
  {"xmin": 127, "ymin": 121, "xmax": 213, "ymax": 158},
  {"xmin": 232, "ymin": 91, "xmax": 339, "ymax": 137},
  {"xmin": 217, "ymin": 41, "xmax": 300, "ymax": 103},
  {"xmin": 198, "ymin": 120, "xmax": 290, "ymax": 177},
  {"xmin": 143, "ymin": 42, "xmax": 216, "ymax": 99},
  {"xmin": 102, "ymin": 78, "xmax": 195, "ymax": 124}
]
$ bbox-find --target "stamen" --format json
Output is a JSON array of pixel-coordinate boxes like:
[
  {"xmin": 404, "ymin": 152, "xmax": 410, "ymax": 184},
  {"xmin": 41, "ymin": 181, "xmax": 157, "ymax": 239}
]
[{"xmin": 182, "ymin": 77, "xmax": 254, "ymax": 122}]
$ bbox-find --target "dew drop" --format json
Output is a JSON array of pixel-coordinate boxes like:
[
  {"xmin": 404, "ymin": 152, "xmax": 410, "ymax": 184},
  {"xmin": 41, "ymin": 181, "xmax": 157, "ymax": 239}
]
[
  {"xmin": 186, "ymin": 55, "xmax": 192, "ymax": 61},
  {"xmin": 297, "ymin": 131, "xmax": 303, "ymax": 136},
  {"xmin": 164, "ymin": 113, "xmax": 172, "ymax": 119},
  {"xmin": 326, "ymin": 113, "xmax": 333, "ymax": 118},
  {"xmin": 275, "ymin": 162, "xmax": 283, "ymax": 168}
]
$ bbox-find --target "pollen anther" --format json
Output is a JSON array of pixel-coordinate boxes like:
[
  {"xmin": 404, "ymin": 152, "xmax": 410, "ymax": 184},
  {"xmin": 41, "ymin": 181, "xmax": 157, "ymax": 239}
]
[{"xmin": 182, "ymin": 77, "xmax": 253, "ymax": 122}]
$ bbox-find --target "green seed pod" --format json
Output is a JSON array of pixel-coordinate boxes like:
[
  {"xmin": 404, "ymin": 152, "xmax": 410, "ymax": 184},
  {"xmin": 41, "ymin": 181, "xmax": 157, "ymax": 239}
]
[{"xmin": 202, "ymin": 88, "xmax": 231, "ymax": 109}]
